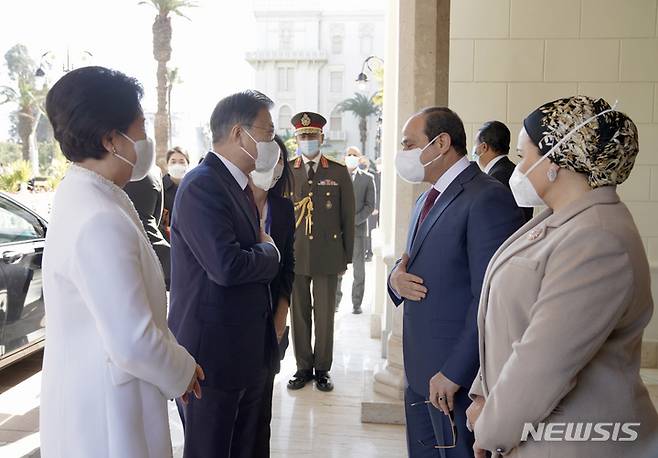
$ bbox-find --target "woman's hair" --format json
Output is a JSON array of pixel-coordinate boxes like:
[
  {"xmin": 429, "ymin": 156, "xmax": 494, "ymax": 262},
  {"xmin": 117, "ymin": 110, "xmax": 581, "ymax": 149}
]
[
  {"xmin": 271, "ymin": 135, "xmax": 294, "ymax": 199},
  {"xmin": 46, "ymin": 66, "xmax": 143, "ymax": 163},
  {"xmin": 167, "ymin": 146, "xmax": 190, "ymax": 164}
]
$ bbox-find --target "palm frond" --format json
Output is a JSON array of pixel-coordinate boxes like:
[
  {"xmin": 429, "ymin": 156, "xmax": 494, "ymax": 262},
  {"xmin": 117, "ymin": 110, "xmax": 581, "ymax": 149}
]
[
  {"xmin": 0, "ymin": 86, "xmax": 18, "ymax": 105},
  {"xmin": 337, "ymin": 92, "xmax": 379, "ymax": 118},
  {"xmin": 139, "ymin": 0, "xmax": 197, "ymax": 17}
]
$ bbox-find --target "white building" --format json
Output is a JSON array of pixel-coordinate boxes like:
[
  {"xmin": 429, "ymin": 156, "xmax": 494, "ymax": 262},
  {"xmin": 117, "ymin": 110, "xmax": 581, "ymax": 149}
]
[{"xmin": 246, "ymin": 0, "xmax": 385, "ymax": 158}]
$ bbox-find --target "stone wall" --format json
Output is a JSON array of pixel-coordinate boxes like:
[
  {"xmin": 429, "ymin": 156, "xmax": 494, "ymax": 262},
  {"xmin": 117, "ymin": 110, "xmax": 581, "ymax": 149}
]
[{"xmin": 448, "ymin": 0, "xmax": 658, "ymax": 339}]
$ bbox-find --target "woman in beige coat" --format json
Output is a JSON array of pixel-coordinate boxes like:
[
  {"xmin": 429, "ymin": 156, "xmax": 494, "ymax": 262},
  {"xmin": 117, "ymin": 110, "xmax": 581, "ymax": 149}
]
[{"xmin": 467, "ymin": 96, "xmax": 658, "ymax": 458}]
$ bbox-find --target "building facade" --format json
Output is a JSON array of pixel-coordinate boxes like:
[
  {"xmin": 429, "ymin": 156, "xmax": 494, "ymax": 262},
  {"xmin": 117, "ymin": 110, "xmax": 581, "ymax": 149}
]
[{"xmin": 246, "ymin": 0, "xmax": 385, "ymax": 158}]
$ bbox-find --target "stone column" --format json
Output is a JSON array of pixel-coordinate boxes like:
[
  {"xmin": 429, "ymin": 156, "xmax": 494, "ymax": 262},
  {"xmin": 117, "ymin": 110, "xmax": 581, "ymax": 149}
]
[{"xmin": 362, "ymin": 0, "xmax": 450, "ymax": 425}]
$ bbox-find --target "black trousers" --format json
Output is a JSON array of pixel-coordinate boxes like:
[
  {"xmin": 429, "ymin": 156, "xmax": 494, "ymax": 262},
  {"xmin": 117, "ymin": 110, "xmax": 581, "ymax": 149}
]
[
  {"xmin": 177, "ymin": 373, "xmax": 267, "ymax": 458},
  {"xmin": 251, "ymin": 371, "xmax": 276, "ymax": 458}
]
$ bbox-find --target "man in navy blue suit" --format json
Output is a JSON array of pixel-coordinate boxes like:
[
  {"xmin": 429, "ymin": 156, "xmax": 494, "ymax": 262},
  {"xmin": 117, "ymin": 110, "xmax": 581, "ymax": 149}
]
[
  {"xmin": 388, "ymin": 107, "xmax": 525, "ymax": 458},
  {"xmin": 168, "ymin": 90, "xmax": 281, "ymax": 458}
]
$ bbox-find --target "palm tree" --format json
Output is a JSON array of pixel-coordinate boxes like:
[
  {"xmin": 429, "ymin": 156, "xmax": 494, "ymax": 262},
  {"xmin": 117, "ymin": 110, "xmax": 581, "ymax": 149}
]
[
  {"xmin": 167, "ymin": 67, "xmax": 182, "ymax": 145},
  {"xmin": 338, "ymin": 92, "xmax": 379, "ymax": 156},
  {"xmin": 139, "ymin": 0, "xmax": 197, "ymax": 167},
  {"xmin": 0, "ymin": 44, "xmax": 48, "ymax": 177}
]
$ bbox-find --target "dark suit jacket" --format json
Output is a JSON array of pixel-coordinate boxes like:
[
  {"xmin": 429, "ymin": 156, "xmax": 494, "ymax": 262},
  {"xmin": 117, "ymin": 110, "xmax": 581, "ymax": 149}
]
[
  {"xmin": 488, "ymin": 156, "xmax": 534, "ymax": 222},
  {"xmin": 267, "ymin": 193, "xmax": 295, "ymax": 363},
  {"xmin": 387, "ymin": 163, "xmax": 525, "ymax": 397},
  {"xmin": 168, "ymin": 153, "xmax": 280, "ymax": 390},
  {"xmin": 368, "ymin": 170, "xmax": 381, "ymax": 232},
  {"xmin": 267, "ymin": 193, "xmax": 295, "ymax": 314},
  {"xmin": 160, "ymin": 173, "xmax": 179, "ymax": 241},
  {"xmin": 352, "ymin": 170, "xmax": 376, "ymax": 237},
  {"xmin": 123, "ymin": 169, "xmax": 171, "ymax": 287}
]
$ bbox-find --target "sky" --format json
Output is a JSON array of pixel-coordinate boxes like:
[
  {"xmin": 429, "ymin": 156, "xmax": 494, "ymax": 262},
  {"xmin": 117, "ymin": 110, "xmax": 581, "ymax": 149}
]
[
  {"xmin": 0, "ymin": 0, "xmax": 384, "ymax": 146},
  {"xmin": 0, "ymin": 0, "xmax": 260, "ymax": 139}
]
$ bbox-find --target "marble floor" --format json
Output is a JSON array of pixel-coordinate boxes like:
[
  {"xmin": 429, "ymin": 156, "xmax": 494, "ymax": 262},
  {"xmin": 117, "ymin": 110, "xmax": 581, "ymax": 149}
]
[{"xmin": 0, "ymin": 263, "xmax": 408, "ymax": 458}]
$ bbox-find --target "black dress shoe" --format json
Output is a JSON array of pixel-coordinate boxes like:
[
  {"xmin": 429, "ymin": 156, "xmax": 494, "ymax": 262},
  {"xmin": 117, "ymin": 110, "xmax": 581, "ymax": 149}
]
[
  {"xmin": 315, "ymin": 371, "xmax": 334, "ymax": 392},
  {"xmin": 287, "ymin": 370, "xmax": 314, "ymax": 390},
  {"xmin": 352, "ymin": 306, "xmax": 362, "ymax": 314}
]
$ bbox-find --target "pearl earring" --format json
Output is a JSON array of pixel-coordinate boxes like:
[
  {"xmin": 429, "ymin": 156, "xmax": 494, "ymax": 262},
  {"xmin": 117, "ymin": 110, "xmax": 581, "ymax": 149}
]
[{"xmin": 547, "ymin": 168, "xmax": 558, "ymax": 182}]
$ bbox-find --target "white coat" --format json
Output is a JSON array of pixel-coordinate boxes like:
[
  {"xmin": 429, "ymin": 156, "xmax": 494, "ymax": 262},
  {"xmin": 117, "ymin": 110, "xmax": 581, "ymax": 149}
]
[{"xmin": 40, "ymin": 165, "xmax": 196, "ymax": 458}]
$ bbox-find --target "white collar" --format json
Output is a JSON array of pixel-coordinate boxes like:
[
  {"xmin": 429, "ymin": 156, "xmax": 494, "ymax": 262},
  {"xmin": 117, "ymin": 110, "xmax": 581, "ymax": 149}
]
[
  {"xmin": 301, "ymin": 153, "xmax": 322, "ymax": 165},
  {"xmin": 433, "ymin": 156, "xmax": 471, "ymax": 193},
  {"xmin": 483, "ymin": 154, "xmax": 506, "ymax": 174},
  {"xmin": 212, "ymin": 151, "xmax": 248, "ymax": 190}
]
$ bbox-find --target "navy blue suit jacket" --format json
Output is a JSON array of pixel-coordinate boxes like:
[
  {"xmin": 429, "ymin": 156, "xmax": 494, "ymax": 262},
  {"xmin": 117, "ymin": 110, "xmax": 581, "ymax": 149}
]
[
  {"xmin": 388, "ymin": 163, "xmax": 524, "ymax": 398},
  {"xmin": 168, "ymin": 153, "xmax": 280, "ymax": 390},
  {"xmin": 267, "ymin": 193, "xmax": 295, "ymax": 317}
]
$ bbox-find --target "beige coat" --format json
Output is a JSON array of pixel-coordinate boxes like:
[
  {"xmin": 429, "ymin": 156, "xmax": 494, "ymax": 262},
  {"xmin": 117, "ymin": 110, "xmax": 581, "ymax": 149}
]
[{"xmin": 469, "ymin": 186, "xmax": 658, "ymax": 458}]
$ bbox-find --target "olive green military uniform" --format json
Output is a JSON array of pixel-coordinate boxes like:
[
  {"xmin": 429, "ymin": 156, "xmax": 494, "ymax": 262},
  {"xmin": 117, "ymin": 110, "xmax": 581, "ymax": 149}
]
[{"xmin": 290, "ymin": 153, "xmax": 355, "ymax": 372}]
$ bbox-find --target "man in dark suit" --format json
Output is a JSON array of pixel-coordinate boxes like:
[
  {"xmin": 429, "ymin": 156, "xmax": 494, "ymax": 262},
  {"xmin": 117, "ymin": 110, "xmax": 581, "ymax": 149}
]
[
  {"xmin": 123, "ymin": 167, "xmax": 171, "ymax": 289},
  {"xmin": 168, "ymin": 90, "xmax": 281, "ymax": 458},
  {"xmin": 473, "ymin": 120, "xmax": 534, "ymax": 222},
  {"xmin": 388, "ymin": 107, "xmax": 525, "ymax": 458},
  {"xmin": 336, "ymin": 146, "xmax": 376, "ymax": 314}
]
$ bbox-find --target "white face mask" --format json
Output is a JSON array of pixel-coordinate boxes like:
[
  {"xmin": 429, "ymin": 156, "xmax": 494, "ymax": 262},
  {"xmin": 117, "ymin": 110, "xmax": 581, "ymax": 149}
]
[
  {"xmin": 299, "ymin": 140, "xmax": 320, "ymax": 158},
  {"xmin": 115, "ymin": 132, "xmax": 155, "ymax": 182},
  {"xmin": 168, "ymin": 163, "xmax": 188, "ymax": 180},
  {"xmin": 509, "ymin": 163, "xmax": 546, "ymax": 207},
  {"xmin": 472, "ymin": 145, "xmax": 485, "ymax": 170},
  {"xmin": 509, "ymin": 104, "xmax": 618, "ymax": 208},
  {"xmin": 251, "ymin": 162, "xmax": 284, "ymax": 191},
  {"xmin": 241, "ymin": 129, "xmax": 280, "ymax": 172},
  {"xmin": 395, "ymin": 135, "xmax": 442, "ymax": 184},
  {"xmin": 345, "ymin": 155, "xmax": 360, "ymax": 170}
]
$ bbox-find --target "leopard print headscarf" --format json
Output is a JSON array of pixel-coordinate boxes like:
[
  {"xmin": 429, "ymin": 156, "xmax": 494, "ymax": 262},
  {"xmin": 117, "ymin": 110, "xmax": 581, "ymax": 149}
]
[{"xmin": 523, "ymin": 96, "xmax": 639, "ymax": 188}]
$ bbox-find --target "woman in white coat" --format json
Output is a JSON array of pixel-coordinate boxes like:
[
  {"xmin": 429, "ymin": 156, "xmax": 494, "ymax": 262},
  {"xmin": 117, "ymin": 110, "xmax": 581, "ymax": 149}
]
[{"xmin": 40, "ymin": 66, "xmax": 204, "ymax": 458}]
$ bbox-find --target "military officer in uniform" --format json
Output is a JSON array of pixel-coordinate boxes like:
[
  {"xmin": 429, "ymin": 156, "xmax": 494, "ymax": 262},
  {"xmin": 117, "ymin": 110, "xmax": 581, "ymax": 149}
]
[{"xmin": 287, "ymin": 112, "xmax": 355, "ymax": 392}]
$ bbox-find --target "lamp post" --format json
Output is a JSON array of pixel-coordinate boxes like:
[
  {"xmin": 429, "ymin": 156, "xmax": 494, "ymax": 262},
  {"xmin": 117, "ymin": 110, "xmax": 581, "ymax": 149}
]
[
  {"xmin": 32, "ymin": 48, "xmax": 93, "ymax": 178},
  {"xmin": 355, "ymin": 56, "xmax": 384, "ymax": 159},
  {"xmin": 355, "ymin": 55, "xmax": 384, "ymax": 92},
  {"xmin": 35, "ymin": 48, "xmax": 93, "ymax": 77}
]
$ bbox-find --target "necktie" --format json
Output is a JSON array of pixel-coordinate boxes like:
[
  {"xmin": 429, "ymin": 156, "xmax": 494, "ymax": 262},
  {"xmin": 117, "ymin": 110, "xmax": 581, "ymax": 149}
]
[
  {"xmin": 418, "ymin": 188, "xmax": 440, "ymax": 226},
  {"xmin": 243, "ymin": 185, "xmax": 260, "ymax": 220},
  {"xmin": 307, "ymin": 161, "xmax": 316, "ymax": 182}
]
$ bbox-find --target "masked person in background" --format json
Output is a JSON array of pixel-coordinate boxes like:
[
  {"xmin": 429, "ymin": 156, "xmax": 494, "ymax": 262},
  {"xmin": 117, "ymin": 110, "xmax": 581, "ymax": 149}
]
[
  {"xmin": 472, "ymin": 121, "xmax": 534, "ymax": 223},
  {"xmin": 467, "ymin": 96, "xmax": 658, "ymax": 458},
  {"xmin": 168, "ymin": 90, "xmax": 281, "ymax": 458},
  {"xmin": 124, "ymin": 165, "xmax": 172, "ymax": 290},
  {"xmin": 336, "ymin": 146, "xmax": 376, "ymax": 314},
  {"xmin": 161, "ymin": 146, "xmax": 191, "ymax": 241},
  {"xmin": 249, "ymin": 135, "xmax": 296, "ymax": 458},
  {"xmin": 288, "ymin": 112, "xmax": 355, "ymax": 392}
]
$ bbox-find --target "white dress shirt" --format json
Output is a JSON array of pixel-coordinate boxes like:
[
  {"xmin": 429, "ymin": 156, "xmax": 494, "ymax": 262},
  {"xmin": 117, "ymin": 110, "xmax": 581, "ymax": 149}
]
[
  {"xmin": 212, "ymin": 151, "xmax": 280, "ymax": 261},
  {"xmin": 213, "ymin": 150, "xmax": 249, "ymax": 190},
  {"xmin": 301, "ymin": 153, "xmax": 321, "ymax": 174},
  {"xmin": 483, "ymin": 154, "xmax": 506, "ymax": 175},
  {"xmin": 432, "ymin": 156, "xmax": 471, "ymax": 193}
]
